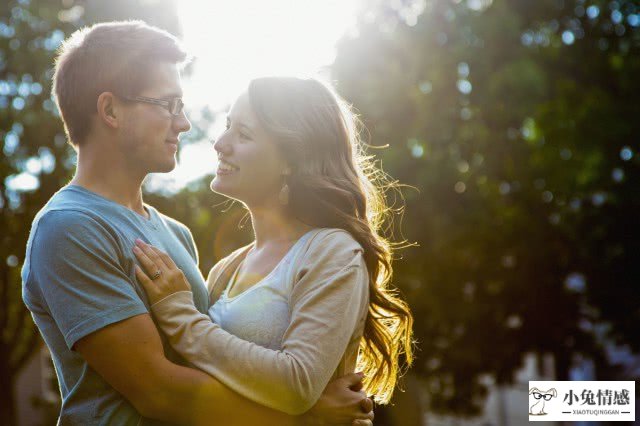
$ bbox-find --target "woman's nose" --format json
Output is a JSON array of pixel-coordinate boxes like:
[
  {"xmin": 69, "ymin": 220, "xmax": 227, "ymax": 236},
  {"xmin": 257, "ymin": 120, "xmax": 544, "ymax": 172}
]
[{"xmin": 212, "ymin": 133, "xmax": 231, "ymax": 154}]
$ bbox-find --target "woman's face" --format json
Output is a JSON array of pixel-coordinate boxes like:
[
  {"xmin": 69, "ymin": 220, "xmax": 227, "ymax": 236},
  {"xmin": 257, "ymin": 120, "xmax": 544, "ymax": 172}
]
[{"xmin": 210, "ymin": 92, "xmax": 288, "ymax": 206}]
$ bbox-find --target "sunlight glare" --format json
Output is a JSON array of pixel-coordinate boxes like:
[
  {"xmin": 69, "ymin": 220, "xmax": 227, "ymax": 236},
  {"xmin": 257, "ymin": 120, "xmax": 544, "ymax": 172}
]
[
  {"xmin": 149, "ymin": 0, "xmax": 360, "ymax": 190},
  {"xmin": 178, "ymin": 0, "xmax": 359, "ymax": 110}
]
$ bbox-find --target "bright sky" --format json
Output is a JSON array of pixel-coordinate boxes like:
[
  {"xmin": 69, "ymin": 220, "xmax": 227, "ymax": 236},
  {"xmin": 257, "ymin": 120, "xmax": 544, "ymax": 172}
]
[{"xmin": 146, "ymin": 0, "xmax": 361, "ymax": 192}]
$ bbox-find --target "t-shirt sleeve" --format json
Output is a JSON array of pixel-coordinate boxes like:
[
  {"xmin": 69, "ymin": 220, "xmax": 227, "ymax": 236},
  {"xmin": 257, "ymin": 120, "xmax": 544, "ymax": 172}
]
[{"xmin": 28, "ymin": 210, "xmax": 148, "ymax": 349}]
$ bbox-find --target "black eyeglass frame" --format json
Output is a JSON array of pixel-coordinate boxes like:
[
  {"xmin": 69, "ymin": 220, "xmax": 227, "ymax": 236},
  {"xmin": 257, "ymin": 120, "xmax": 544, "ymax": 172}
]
[
  {"xmin": 532, "ymin": 392, "xmax": 553, "ymax": 401},
  {"xmin": 118, "ymin": 94, "xmax": 184, "ymax": 116}
]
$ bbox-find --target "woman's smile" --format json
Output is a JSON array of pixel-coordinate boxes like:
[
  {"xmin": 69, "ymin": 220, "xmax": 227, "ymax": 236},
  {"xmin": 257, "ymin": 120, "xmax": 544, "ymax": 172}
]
[{"xmin": 216, "ymin": 158, "xmax": 240, "ymax": 175}]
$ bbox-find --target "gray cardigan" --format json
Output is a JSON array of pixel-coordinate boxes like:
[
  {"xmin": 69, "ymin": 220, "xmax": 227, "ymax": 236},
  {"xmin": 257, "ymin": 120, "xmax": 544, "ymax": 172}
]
[{"xmin": 150, "ymin": 229, "xmax": 370, "ymax": 415}]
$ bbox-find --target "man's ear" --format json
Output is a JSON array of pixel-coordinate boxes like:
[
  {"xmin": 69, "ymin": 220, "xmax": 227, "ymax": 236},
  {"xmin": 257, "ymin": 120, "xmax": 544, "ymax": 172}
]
[{"xmin": 96, "ymin": 92, "xmax": 120, "ymax": 129}]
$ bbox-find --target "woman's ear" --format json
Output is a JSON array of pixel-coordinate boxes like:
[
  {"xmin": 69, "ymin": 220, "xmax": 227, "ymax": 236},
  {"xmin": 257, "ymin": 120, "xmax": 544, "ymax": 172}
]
[{"xmin": 96, "ymin": 92, "xmax": 120, "ymax": 129}]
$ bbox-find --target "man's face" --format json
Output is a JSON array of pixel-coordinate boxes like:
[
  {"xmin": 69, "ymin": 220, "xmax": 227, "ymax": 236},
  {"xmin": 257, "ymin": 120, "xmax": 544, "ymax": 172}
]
[{"xmin": 119, "ymin": 62, "xmax": 190, "ymax": 174}]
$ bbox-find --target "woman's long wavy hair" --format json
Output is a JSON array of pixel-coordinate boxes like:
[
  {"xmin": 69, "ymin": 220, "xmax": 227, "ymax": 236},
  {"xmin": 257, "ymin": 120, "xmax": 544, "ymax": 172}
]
[{"xmin": 247, "ymin": 77, "xmax": 414, "ymax": 403}]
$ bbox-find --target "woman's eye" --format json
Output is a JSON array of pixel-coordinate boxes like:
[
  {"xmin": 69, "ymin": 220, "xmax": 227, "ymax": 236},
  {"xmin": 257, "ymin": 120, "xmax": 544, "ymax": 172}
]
[{"xmin": 239, "ymin": 132, "xmax": 252, "ymax": 141}]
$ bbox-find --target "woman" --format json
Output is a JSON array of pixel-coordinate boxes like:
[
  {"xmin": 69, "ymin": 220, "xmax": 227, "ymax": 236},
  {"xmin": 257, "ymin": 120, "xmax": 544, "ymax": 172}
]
[{"xmin": 133, "ymin": 77, "xmax": 413, "ymax": 420}]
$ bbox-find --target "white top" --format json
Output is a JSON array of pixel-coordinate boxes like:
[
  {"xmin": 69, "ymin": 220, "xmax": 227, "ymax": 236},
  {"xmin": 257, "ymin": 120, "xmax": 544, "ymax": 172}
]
[
  {"xmin": 208, "ymin": 231, "xmax": 315, "ymax": 350},
  {"xmin": 150, "ymin": 228, "xmax": 370, "ymax": 415}
]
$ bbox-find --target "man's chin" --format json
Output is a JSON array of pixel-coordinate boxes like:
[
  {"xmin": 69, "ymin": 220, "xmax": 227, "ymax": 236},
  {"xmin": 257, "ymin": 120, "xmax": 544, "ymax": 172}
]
[{"xmin": 148, "ymin": 162, "xmax": 177, "ymax": 175}]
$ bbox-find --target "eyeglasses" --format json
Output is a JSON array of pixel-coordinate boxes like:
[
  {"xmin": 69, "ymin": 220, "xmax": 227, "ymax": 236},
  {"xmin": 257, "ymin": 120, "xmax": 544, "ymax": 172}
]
[
  {"xmin": 119, "ymin": 94, "xmax": 185, "ymax": 116},
  {"xmin": 532, "ymin": 392, "xmax": 553, "ymax": 401}
]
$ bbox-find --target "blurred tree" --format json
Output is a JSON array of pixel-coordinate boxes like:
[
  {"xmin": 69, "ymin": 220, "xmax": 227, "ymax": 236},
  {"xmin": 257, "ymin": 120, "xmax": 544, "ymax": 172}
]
[
  {"xmin": 3, "ymin": 0, "xmax": 639, "ymax": 424},
  {"xmin": 0, "ymin": 0, "xmax": 183, "ymax": 422},
  {"xmin": 332, "ymin": 0, "xmax": 639, "ymax": 417}
]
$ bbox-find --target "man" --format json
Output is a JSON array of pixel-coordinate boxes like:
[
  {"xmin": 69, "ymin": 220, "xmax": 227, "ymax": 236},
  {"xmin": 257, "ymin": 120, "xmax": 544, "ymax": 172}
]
[{"xmin": 21, "ymin": 21, "xmax": 373, "ymax": 425}]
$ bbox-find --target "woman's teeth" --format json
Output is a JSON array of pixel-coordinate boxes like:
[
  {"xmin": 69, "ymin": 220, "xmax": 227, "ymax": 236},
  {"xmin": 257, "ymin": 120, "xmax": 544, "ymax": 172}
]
[{"xmin": 218, "ymin": 161, "xmax": 238, "ymax": 172}]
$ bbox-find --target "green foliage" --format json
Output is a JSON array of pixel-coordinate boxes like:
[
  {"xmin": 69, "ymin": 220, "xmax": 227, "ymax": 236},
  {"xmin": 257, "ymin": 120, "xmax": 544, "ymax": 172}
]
[
  {"xmin": 2, "ymin": 0, "xmax": 639, "ymax": 422},
  {"xmin": 1, "ymin": 3, "xmax": 78, "ymax": 422},
  {"xmin": 332, "ymin": 0, "xmax": 639, "ymax": 415}
]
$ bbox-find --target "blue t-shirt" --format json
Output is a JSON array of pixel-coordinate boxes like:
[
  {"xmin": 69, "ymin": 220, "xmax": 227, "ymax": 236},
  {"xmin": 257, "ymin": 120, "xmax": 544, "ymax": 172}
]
[{"xmin": 21, "ymin": 185, "xmax": 210, "ymax": 425}]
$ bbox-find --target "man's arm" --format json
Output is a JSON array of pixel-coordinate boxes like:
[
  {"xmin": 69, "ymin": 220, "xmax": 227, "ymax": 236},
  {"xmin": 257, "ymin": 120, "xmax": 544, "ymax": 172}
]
[
  {"xmin": 37, "ymin": 212, "xmax": 369, "ymax": 424},
  {"xmin": 75, "ymin": 312, "xmax": 298, "ymax": 426}
]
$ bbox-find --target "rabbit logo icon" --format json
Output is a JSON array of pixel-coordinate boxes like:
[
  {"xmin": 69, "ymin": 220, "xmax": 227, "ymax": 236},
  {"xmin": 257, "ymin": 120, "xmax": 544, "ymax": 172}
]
[{"xmin": 529, "ymin": 387, "xmax": 557, "ymax": 416}]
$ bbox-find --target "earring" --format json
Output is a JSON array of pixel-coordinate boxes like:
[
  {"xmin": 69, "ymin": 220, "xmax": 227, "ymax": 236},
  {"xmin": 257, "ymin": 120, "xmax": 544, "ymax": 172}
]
[
  {"xmin": 279, "ymin": 167, "xmax": 291, "ymax": 205},
  {"xmin": 279, "ymin": 183, "xmax": 290, "ymax": 205}
]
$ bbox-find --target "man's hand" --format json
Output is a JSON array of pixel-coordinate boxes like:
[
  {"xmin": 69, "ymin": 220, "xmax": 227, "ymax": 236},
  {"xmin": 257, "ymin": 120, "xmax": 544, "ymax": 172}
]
[{"xmin": 303, "ymin": 372, "xmax": 375, "ymax": 425}]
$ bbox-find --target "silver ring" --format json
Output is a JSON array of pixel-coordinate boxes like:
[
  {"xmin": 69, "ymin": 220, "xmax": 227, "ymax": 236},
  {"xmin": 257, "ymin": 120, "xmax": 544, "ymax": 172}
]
[{"xmin": 151, "ymin": 270, "xmax": 162, "ymax": 280}]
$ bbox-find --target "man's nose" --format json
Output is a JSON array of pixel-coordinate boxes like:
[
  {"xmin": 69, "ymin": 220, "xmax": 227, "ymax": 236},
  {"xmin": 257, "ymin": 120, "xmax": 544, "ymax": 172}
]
[{"xmin": 173, "ymin": 109, "xmax": 191, "ymax": 134}]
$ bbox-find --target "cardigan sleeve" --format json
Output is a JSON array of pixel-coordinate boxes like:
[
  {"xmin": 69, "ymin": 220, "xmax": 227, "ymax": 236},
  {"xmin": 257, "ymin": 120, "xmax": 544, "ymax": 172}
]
[{"xmin": 150, "ymin": 230, "xmax": 369, "ymax": 415}]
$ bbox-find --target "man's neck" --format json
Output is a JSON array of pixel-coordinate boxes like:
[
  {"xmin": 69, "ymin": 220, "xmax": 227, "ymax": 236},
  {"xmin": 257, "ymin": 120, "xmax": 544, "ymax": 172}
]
[{"xmin": 71, "ymin": 144, "xmax": 148, "ymax": 217}]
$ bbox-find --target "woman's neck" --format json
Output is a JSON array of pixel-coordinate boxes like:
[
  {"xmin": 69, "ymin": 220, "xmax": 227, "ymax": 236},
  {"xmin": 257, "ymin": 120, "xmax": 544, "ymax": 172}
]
[{"xmin": 249, "ymin": 204, "xmax": 311, "ymax": 250}]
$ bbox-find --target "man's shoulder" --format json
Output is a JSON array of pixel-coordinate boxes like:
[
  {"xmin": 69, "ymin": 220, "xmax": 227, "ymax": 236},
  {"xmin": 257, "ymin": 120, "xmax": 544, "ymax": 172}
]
[
  {"xmin": 34, "ymin": 187, "xmax": 103, "ymax": 225},
  {"xmin": 31, "ymin": 203, "xmax": 123, "ymax": 255},
  {"xmin": 34, "ymin": 207, "xmax": 106, "ymax": 237},
  {"xmin": 23, "ymin": 195, "xmax": 120, "ymax": 300},
  {"xmin": 44, "ymin": 185, "xmax": 97, "ymax": 210}
]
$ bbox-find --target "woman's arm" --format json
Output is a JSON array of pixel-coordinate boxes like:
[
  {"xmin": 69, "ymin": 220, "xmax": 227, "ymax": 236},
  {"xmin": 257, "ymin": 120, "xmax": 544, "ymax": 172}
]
[{"xmin": 134, "ymin": 232, "xmax": 369, "ymax": 415}]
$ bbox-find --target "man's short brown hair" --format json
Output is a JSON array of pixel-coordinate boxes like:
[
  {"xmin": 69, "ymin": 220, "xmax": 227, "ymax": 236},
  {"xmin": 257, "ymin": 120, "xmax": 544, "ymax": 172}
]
[{"xmin": 52, "ymin": 21, "xmax": 189, "ymax": 146}]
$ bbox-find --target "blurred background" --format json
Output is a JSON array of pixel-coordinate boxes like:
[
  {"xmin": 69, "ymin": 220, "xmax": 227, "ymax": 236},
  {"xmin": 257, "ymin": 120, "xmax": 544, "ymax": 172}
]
[{"xmin": 1, "ymin": 0, "xmax": 638, "ymax": 425}]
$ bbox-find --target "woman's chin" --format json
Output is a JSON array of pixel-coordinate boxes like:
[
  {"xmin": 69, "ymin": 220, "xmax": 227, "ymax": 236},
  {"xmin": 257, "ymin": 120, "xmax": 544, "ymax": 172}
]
[
  {"xmin": 209, "ymin": 177, "xmax": 225, "ymax": 193},
  {"xmin": 210, "ymin": 177, "xmax": 237, "ymax": 198}
]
